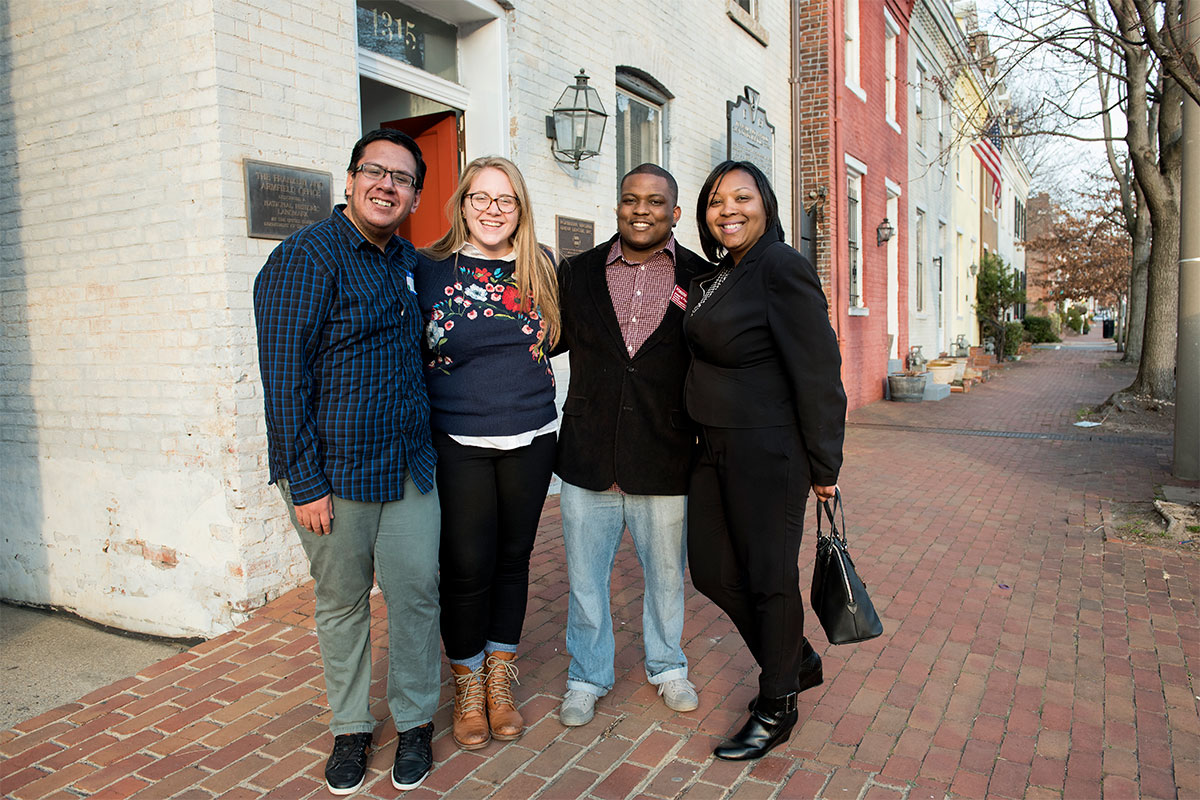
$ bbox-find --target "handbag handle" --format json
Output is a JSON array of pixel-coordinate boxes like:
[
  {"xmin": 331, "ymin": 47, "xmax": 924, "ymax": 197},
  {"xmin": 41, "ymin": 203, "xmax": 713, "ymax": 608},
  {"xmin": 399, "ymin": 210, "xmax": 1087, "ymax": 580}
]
[{"xmin": 816, "ymin": 487, "xmax": 847, "ymax": 545}]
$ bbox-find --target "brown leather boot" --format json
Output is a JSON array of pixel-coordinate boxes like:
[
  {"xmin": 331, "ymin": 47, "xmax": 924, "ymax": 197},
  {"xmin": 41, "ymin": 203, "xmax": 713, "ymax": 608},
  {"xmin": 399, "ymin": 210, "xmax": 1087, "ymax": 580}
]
[
  {"xmin": 450, "ymin": 663, "xmax": 490, "ymax": 750},
  {"xmin": 484, "ymin": 651, "xmax": 524, "ymax": 740}
]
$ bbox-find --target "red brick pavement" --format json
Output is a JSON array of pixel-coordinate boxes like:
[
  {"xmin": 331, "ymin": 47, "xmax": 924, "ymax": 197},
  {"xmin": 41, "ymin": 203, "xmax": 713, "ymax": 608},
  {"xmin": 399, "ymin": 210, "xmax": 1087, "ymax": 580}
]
[{"xmin": 2, "ymin": 342, "xmax": 1197, "ymax": 799}]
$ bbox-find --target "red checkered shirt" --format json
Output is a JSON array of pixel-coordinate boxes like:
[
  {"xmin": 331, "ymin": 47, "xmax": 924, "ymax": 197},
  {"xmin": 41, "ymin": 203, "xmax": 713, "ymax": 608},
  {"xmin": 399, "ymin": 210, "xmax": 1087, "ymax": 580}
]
[{"xmin": 605, "ymin": 236, "xmax": 677, "ymax": 357}]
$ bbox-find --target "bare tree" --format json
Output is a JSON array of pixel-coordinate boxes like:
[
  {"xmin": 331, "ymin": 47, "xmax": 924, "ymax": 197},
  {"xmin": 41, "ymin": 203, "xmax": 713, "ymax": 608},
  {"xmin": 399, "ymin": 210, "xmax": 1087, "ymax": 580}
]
[
  {"xmin": 1130, "ymin": 0, "xmax": 1200, "ymax": 103},
  {"xmin": 1108, "ymin": 0, "xmax": 1182, "ymax": 400},
  {"xmin": 1026, "ymin": 179, "xmax": 1133, "ymax": 304},
  {"xmin": 1091, "ymin": 10, "xmax": 1149, "ymax": 359},
  {"xmin": 985, "ymin": 0, "xmax": 1184, "ymax": 400}
]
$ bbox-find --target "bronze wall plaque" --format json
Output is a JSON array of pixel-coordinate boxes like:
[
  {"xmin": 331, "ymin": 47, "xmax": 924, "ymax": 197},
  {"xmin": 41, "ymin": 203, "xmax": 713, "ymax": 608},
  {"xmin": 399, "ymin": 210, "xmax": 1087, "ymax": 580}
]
[
  {"xmin": 556, "ymin": 216, "xmax": 595, "ymax": 259},
  {"xmin": 727, "ymin": 86, "xmax": 775, "ymax": 183},
  {"xmin": 245, "ymin": 160, "xmax": 333, "ymax": 240}
]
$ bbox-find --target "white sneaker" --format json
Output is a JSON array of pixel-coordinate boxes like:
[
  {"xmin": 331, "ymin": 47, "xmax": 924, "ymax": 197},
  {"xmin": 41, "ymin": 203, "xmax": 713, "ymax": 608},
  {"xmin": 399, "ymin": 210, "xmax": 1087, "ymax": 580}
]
[
  {"xmin": 657, "ymin": 678, "xmax": 699, "ymax": 712},
  {"xmin": 559, "ymin": 689, "xmax": 597, "ymax": 726}
]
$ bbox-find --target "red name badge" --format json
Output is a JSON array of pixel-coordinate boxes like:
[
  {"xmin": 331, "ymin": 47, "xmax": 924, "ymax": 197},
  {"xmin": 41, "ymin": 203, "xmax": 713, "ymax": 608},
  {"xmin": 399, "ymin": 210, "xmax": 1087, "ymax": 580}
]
[{"xmin": 670, "ymin": 284, "xmax": 688, "ymax": 310}]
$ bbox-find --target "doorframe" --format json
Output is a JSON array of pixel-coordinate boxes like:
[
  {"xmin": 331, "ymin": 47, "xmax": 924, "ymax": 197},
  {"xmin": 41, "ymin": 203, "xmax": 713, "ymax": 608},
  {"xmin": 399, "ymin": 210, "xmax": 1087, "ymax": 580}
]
[
  {"xmin": 355, "ymin": 3, "xmax": 508, "ymax": 157},
  {"xmin": 359, "ymin": 51, "xmax": 470, "ymax": 110},
  {"xmin": 885, "ymin": 179, "xmax": 901, "ymax": 360}
]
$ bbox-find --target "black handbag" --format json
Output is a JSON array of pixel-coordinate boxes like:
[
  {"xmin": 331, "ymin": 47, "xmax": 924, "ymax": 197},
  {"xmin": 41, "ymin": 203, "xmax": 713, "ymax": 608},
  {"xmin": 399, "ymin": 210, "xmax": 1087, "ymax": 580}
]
[{"xmin": 810, "ymin": 489, "xmax": 884, "ymax": 644}]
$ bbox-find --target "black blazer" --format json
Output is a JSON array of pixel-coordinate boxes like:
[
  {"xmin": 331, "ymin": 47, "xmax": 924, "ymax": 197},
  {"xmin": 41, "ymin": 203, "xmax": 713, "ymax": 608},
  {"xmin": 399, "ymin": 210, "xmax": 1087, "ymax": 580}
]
[
  {"xmin": 554, "ymin": 235, "xmax": 706, "ymax": 494},
  {"xmin": 684, "ymin": 229, "xmax": 846, "ymax": 486}
]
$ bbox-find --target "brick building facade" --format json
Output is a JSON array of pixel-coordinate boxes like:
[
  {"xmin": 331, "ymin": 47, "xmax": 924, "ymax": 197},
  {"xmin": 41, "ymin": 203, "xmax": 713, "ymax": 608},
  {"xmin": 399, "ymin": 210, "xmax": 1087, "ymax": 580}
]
[
  {"xmin": 3, "ymin": 0, "xmax": 1028, "ymax": 636},
  {"xmin": 796, "ymin": 0, "xmax": 913, "ymax": 410},
  {"xmin": 2, "ymin": 0, "xmax": 795, "ymax": 636}
]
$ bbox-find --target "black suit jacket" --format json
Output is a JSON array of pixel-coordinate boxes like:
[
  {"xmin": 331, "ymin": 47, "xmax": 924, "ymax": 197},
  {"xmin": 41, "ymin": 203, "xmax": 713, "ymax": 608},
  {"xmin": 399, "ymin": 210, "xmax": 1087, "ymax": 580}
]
[
  {"xmin": 684, "ymin": 229, "xmax": 846, "ymax": 485},
  {"xmin": 554, "ymin": 235, "xmax": 706, "ymax": 494}
]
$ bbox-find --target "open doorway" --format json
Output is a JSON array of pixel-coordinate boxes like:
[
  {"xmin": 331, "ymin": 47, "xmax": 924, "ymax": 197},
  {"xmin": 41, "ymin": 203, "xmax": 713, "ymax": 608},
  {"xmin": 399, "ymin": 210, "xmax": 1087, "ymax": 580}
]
[{"xmin": 360, "ymin": 76, "xmax": 461, "ymax": 247}]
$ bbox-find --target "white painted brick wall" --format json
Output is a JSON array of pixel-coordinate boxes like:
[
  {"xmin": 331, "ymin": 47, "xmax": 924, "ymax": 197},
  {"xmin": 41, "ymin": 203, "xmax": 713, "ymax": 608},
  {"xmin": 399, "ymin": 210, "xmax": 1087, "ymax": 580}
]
[
  {"xmin": 1, "ymin": 0, "xmax": 357, "ymax": 637},
  {"xmin": 3, "ymin": 0, "xmax": 797, "ymax": 637},
  {"xmin": 909, "ymin": 5, "xmax": 956, "ymax": 357},
  {"xmin": 507, "ymin": 0, "xmax": 795, "ymax": 254}
]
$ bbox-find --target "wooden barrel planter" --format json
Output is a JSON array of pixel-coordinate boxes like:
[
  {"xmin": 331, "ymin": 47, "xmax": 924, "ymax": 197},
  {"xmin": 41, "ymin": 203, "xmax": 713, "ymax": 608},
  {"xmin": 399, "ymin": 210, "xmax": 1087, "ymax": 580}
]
[{"xmin": 888, "ymin": 373, "xmax": 926, "ymax": 402}]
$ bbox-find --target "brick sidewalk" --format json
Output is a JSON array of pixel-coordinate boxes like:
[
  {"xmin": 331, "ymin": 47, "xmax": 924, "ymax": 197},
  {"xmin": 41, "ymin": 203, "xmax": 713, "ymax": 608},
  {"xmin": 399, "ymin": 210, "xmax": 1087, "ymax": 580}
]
[{"xmin": 2, "ymin": 344, "xmax": 1197, "ymax": 799}]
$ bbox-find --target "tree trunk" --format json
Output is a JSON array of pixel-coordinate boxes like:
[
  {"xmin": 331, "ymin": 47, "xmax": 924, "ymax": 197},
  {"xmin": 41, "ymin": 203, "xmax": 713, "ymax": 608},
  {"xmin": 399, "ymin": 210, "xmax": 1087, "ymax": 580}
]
[
  {"xmin": 1130, "ymin": 200, "xmax": 1180, "ymax": 397},
  {"xmin": 1123, "ymin": 205, "xmax": 1150, "ymax": 361},
  {"xmin": 1111, "ymin": 0, "xmax": 1182, "ymax": 400}
]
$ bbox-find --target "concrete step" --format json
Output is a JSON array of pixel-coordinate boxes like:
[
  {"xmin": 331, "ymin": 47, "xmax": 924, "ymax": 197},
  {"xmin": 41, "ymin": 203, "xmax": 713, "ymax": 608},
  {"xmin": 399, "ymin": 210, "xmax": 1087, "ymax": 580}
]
[{"xmin": 924, "ymin": 381, "xmax": 952, "ymax": 401}]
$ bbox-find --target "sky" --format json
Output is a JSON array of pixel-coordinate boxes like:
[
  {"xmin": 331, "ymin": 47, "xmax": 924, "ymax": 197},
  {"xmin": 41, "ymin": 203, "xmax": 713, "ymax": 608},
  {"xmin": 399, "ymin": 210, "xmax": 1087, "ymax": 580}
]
[{"xmin": 974, "ymin": 0, "xmax": 1120, "ymax": 200}]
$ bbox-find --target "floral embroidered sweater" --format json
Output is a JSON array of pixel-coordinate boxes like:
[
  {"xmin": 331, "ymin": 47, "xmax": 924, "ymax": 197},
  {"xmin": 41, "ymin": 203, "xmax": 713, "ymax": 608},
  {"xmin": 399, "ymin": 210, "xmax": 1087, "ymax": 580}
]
[{"xmin": 415, "ymin": 250, "xmax": 556, "ymax": 437}]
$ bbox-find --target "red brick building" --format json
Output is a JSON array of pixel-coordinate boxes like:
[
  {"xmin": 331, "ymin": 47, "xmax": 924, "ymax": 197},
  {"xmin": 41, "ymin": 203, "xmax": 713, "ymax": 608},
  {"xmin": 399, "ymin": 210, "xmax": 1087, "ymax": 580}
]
[
  {"xmin": 796, "ymin": 0, "xmax": 913, "ymax": 409},
  {"xmin": 1022, "ymin": 192, "xmax": 1060, "ymax": 317}
]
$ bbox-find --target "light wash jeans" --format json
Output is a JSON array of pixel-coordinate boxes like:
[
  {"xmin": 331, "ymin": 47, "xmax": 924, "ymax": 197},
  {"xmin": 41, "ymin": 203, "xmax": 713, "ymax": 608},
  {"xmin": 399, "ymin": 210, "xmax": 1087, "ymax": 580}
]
[
  {"xmin": 560, "ymin": 481, "xmax": 688, "ymax": 696},
  {"xmin": 280, "ymin": 477, "xmax": 441, "ymax": 734}
]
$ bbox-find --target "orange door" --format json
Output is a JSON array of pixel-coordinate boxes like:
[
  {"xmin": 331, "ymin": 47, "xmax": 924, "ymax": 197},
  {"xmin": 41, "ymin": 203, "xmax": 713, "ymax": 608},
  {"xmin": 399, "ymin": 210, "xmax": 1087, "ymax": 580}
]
[{"xmin": 383, "ymin": 111, "xmax": 460, "ymax": 248}]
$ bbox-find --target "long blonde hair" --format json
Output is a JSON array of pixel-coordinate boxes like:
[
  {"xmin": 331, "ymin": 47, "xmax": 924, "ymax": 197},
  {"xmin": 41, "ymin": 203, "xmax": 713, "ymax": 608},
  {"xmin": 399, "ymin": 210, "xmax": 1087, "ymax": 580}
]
[{"xmin": 422, "ymin": 156, "xmax": 560, "ymax": 348}]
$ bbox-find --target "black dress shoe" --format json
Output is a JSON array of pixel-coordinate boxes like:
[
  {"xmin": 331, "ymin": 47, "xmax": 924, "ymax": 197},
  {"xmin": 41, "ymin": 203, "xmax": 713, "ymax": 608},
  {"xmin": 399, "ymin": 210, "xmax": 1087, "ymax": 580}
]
[
  {"xmin": 392, "ymin": 722, "xmax": 434, "ymax": 791},
  {"xmin": 797, "ymin": 639, "xmax": 824, "ymax": 692},
  {"xmin": 748, "ymin": 641, "xmax": 822, "ymax": 711},
  {"xmin": 717, "ymin": 693, "xmax": 799, "ymax": 761},
  {"xmin": 325, "ymin": 732, "xmax": 373, "ymax": 795}
]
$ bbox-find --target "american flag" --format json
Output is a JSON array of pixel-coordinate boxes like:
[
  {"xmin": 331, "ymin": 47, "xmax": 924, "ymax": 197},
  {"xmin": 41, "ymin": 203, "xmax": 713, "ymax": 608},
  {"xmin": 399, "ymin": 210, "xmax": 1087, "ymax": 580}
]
[{"xmin": 972, "ymin": 121, "xmax": 1003, "ymax": 207}]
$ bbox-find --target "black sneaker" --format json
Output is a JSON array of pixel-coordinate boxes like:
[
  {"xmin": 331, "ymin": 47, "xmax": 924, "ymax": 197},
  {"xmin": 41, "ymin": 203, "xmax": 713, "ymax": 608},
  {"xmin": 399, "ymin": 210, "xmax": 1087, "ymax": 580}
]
[
  {"xmin": 325, "ymin": 732, "xmax": 373, "ymax": 796},
  {"xmin": 392, "ymin": 722, "xmax": 434, "ymax": 791}
]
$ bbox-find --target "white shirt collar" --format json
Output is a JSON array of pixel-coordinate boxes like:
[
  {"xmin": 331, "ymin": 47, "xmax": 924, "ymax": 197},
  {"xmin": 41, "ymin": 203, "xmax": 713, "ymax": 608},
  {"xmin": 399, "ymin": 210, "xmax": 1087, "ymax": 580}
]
[{"xmin": 456, "ymin": 241, "xmax": 516, "ymax": 262}]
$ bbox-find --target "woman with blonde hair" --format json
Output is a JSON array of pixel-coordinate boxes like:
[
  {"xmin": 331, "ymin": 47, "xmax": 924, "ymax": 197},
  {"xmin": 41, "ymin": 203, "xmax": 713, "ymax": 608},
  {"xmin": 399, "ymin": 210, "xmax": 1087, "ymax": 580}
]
[{"xmin": 416, "ymin": 156, "xmax": 559, "ymax": 751}]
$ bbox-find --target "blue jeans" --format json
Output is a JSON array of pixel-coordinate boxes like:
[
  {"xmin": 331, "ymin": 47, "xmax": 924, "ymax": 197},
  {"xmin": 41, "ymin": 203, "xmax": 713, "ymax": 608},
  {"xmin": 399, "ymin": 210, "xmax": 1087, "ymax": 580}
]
[
  {"xmin": 280, "ymin": 476, "xmax": 441, "ymax": 734},
  {"xmin": 560, "ymin": 481, "xmax": 688, "ymax": 696}
]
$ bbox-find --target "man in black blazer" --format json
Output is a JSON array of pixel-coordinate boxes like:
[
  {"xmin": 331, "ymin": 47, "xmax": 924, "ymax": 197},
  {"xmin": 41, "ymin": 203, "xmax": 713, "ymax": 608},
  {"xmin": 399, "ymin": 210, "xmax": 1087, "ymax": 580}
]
[{"xmin": 553, "ymin": 164, "xmax": 706, "ymax": 727}]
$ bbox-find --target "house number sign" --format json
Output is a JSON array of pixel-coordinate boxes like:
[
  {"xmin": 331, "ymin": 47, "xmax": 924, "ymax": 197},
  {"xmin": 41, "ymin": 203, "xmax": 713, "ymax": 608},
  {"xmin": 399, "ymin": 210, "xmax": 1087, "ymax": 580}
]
[{"xmin": 356, "ymin": 2, "xmax": 426, "ymax": 68}]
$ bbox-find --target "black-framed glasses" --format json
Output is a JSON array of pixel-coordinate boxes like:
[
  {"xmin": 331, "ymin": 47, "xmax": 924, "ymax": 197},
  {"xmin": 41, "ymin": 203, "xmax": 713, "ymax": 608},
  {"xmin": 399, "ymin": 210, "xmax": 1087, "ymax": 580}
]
[
  {"xmin": 354, "ymin": 163, "xmax": 417, "ymax": 188},
  {"xmin": 465, "ymin": 192, "xmax": 519, "ymax": 213}
]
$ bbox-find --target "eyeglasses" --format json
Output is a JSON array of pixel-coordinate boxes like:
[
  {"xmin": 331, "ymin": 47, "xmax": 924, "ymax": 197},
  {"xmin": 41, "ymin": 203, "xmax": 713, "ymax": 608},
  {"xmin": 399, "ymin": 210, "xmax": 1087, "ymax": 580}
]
[
  {"xmin": 354, "ymin": 163, "xmax": 417, "ymax": 188},
  {"xmin": 465, "ymin": 192, "xmax": 519, "ymax": 213}
]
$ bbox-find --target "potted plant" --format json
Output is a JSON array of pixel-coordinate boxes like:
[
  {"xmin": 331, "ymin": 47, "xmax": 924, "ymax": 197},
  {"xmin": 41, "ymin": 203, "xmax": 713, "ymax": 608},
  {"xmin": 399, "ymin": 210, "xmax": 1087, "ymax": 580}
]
[
  {"xmin": 927, "ymin": 360, "xmax": 956, "ymax": 384},
  {"xmin": 888, "ymin": 368, "xmax": 927, "ymax": 402}
]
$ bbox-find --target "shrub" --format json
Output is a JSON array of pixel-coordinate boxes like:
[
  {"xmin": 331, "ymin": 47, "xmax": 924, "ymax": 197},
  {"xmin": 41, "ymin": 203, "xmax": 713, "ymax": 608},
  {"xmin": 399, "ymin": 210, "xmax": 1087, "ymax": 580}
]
[
  {"xmin": 1023, "ymin": 315, "xmax": 1060, "ymax": 343},
  {"xmin": 1066, "ymin": 305, "xmax": 1085, "ymax": 334},
  {"xmin": 1005, "ymin": 321, "xmax": 1025, "ymax": 357}
]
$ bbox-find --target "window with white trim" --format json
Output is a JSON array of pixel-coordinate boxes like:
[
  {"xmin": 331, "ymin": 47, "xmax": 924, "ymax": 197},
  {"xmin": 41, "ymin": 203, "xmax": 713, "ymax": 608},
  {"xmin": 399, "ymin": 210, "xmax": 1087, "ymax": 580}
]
[
  {"xmin": 615, "ymin": 69, "xmax": 670, "ymax": 181},
  {"xmin": 848, "ymin": 169, "xmax": 864, "ymax": 308},
  {"xmin": 936, "ymin": 92, "xmax": 944, "ymax": 155},
  {"xmin": 915, "ymin": 209, "xmax": 925, "ymax": 313},
  {"xmin": 884, "ymin": 19, "xmax": 898, "ymax": 125},
  {"xmin": 845, "ymin": 0, "xmax": 861, "ymax": 93},
  {"xmin": 955, "ymin": 232, "xmax": 964, "ymax": 314},
  {"xmin": 914, "ymin": 62, "xmax": 926, "ymax": 149},
  {"xmin": 954, "ymin": 110, "xmax": 962, "ymax": 183}
]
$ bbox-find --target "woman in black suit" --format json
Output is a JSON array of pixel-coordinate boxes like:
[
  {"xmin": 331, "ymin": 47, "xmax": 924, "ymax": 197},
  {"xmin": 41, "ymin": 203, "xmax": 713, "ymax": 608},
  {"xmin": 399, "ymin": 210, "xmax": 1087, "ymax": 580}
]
[{"xmin": 684, "ymin": 161, "xmax": 847, "ymax": 760}]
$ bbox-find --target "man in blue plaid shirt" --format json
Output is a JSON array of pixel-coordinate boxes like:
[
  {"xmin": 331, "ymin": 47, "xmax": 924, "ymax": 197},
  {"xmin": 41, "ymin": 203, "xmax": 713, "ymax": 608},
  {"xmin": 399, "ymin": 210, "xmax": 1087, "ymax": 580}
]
[{"xmin": 254, "ymin": 129, "xmax": 439, "ymax": 794}]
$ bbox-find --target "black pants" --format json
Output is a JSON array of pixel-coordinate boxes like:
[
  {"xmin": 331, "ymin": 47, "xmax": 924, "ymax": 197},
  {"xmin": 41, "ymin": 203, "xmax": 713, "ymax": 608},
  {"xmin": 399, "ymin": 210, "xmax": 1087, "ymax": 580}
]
[
  {"xmin": 687, "ymin": 424, "xmax": 811, "ymax": 698},
  {"xmin": 434, "ymin": 431, "xmax": 556, "ymax": 660}
]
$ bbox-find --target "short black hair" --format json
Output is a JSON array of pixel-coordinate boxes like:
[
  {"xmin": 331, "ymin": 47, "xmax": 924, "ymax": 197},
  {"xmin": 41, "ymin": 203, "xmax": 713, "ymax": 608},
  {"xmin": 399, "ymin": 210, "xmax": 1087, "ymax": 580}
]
[
  {"xmin": 620, "ymin": 163, "xmax": 679, "ymax": 207},
  {"xmin": 347, "ymin": 129, "xmax": 427, "ymax": 191},
  {"xmin": 695, "ymin": 160, "xmax": 781, "ymax": 262}
]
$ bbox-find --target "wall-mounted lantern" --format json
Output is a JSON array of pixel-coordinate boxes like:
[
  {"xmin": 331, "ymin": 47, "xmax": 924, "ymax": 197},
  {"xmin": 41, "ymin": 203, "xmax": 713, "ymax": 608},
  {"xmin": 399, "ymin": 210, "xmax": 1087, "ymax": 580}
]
[
  {"xmin": 931, "ymin": 256, "xmax": 943, "ymax": 270},
  {"xmin": 545, "ymin": 69, "xmax": 608, "ymax": 169},
  {"xmin": 876, "ymin": 218, "xmax": 895, "ymax": 246},
  {"xmin": 969, "ymin": 262, "xmax": 979, "ymax": 277}
]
